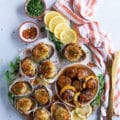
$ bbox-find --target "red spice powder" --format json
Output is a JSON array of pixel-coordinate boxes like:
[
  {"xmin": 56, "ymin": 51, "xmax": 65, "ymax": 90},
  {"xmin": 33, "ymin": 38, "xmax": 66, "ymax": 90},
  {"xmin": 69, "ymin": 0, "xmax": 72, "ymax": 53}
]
[{"xmin": 22, "ymin": 27, "xmax": 37, "ymax": 39}]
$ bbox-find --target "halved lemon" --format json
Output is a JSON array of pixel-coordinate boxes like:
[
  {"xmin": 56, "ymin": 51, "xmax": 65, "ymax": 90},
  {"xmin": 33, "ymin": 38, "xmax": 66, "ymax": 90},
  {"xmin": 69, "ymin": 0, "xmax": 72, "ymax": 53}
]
[
  {"xmin": 44, "ymin": 11, "xmax": 60, "ymax": 26},
  {"xmin": 75, "ymin": 105, "xmax": 92, "ymax": 119},
  {"xmin": 71, "ymin": 110, "xmax": 86, "ymax": 120},
  {"xmin": 49, "ymin": 16, "xmax": 66, "ymax": 33},
  {"xmin": 60, "ymin": 28, "xmax": 77, "ymax": 44},
  {"xmin": 54, "ymin": 23, "xmax": 70, "ymax": 39}
]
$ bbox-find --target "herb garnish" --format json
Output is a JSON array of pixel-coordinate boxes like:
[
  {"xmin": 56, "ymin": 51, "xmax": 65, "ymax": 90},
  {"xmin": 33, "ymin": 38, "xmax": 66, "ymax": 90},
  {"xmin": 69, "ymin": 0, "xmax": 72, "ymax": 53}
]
[
  {"xmin": 40, "ymin": 26, "xmax": 45, "ymax": 32},
  {"xmin": 27, "ymin": 0, "xmax": 45, "ymax": 17},
  {"xmin": 8, "ymin": 92, "xmax": 15, "ymax": 103},
  {"xmin": 46, "ymin": 28, "xmax": 64, "ymax": 51},
  {"xmin": 4, "ymin": 56, "xmax": 20, "ymax": 85},
  {"xmin": 91, "ymin": 74, "xmax": 104, "ymax": 108}
]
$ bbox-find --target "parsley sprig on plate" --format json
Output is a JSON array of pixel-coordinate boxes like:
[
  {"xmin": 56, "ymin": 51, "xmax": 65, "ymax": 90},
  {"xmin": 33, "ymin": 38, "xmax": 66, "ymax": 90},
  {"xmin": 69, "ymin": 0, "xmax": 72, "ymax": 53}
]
[
  {"xmin": 46, "ymin": 27, "xmax": 64, "ymax": 52},
  {"xmin": 4, "ymin": 56, "xmax": 20, "ymax": 102},
  {"xmin": 4, "ymin": 56, "xmax": 20, "ymax": 85}
]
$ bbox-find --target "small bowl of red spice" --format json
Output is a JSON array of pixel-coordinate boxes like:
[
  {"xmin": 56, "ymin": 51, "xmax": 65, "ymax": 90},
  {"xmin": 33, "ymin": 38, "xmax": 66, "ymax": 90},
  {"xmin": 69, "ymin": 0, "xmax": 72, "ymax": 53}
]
[{"xmin": 19, "ymin": 21, "xmax": 40, "ymax": 42}]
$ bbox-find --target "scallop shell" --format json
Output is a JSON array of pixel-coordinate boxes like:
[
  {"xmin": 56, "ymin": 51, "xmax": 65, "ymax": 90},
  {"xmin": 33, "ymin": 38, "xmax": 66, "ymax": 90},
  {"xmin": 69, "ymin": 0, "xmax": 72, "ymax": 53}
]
[
  {"xmin": 9, "ymin": 78, "xmax": 33, "ymax": 97},
  {"xmin": 60, "ymin": 44, "xmax": 91, "ymax": 67},
  {"xmin": 32, "ymin": 85, "xmax": 52, "ymax": 107},
  {"xmin": 39, "ymin": 60, "xmax": 58, "ymax": 84},
  {"xmin": 55, "ymin": 63, "xmax": 99, "ymax": 107},
  {"xmin": 19, "ymin": 57, "xmax": 38, "ymax": 80},
  {"xmin": 31, "ymin": 42, "xmax": 54, "ymax": 62},
  {"xmin": 33, "ymin": 107, "xmax": 52, "ymax": 120},
  {"xmin": 50, "ymin": 101, "xmax": 71, "ymax": 120},
  {"xmin": 14, "ymin": 97, "xmax": 38, "ymax": 115}
]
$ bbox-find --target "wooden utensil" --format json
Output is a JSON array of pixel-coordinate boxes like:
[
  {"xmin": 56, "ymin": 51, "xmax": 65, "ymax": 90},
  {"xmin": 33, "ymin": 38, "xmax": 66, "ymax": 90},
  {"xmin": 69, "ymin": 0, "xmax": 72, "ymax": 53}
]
[
  {"xmin": 107, "ymin": 56, "xmax": 113, "ymax": 120},
  {"xmin": 107, "ymin": 51, "xmax": 120, "ymax": 120}
]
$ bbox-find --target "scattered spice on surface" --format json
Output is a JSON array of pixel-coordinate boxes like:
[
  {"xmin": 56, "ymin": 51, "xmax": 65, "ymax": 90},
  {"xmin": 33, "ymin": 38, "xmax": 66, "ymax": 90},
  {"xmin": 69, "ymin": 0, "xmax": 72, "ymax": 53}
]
[
  {"xmin": 87, "ymin": 62, "xmax": 96, "ymax": 68},
  {"xmin": 22, "ymin": 27, "xmax": 37, "ymax": 39}
]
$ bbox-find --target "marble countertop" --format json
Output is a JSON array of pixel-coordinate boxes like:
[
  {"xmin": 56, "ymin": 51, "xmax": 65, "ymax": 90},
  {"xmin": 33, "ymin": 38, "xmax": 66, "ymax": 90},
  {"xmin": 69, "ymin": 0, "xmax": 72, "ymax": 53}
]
[{"xmin": 0, "ymin": 0, "xmax": 120, "ymax": 120}]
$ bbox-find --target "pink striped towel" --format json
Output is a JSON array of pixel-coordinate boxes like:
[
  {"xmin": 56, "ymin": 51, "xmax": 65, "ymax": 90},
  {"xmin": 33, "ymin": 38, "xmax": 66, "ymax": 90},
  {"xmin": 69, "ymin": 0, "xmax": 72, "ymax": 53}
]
[{"xmin": 53, "ymin": 0, "xmax": 120, "ymax": 119}]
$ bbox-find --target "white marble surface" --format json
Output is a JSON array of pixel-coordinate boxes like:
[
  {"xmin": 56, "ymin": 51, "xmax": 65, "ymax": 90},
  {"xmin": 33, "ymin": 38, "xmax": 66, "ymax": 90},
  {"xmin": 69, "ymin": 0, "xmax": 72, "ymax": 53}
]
[{"xmin": 0, "ymin": 0, "xmax": 120, "ymax": 120}]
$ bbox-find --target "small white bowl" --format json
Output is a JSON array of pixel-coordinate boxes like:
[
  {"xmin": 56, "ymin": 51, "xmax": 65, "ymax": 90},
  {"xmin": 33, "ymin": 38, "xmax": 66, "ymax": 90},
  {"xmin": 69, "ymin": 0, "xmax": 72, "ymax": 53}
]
[{"xmin": 19, "ymin": 21, "xmax": 40, "ymax": 43}]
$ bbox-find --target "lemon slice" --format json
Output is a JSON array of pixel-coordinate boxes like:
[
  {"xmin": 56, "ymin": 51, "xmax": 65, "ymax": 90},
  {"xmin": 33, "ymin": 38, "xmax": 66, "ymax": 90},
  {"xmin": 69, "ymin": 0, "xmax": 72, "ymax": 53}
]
[
  {"xmin": 60, "ymin": 28, "xmax": 77, "ymax": 45},
  {"xmin": 54, "ymin": 23, "xmax": 70, "ymax": 39},
  {"xmin": 71, "ymin": 110, "xmax": 86, "ymax": 120},
  {"xmin": 75, "ymin": 105, "xmax": 92, "ymax": 119},
  {"xmin": 49, "ymin": 16, "xmax": 66, "ymax": 33},
  {"xmin": 44, "ymin": 11, "xmax": 60, "ymax": 26},
  {"xmin": 60, "ymin": 85, "xmax": 76, "ymax": 96}
]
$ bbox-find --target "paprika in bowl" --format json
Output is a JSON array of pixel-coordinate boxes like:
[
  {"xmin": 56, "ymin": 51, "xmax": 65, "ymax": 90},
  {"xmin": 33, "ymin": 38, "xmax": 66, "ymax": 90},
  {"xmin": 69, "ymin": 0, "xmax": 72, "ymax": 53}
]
[{"xmin": 19, "ymin": 21, "xmax": 40, "ymax": 42}]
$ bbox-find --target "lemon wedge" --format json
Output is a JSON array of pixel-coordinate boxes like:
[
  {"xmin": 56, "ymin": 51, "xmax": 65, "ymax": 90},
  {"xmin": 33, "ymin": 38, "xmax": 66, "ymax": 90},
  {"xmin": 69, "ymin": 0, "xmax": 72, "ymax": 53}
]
[
  {"xmin": 54, "ymin": 23, "xmax": 70, "ymax": 39},
  {"xmin": 71, "ymin": 110, "xmax": 86, "ymax": 120},
  {"xmin": 75, "ymin": 105, "xmax": 92, "ymax": 119},
  {"xmin": 44, "ymin": 11, "xmax": 60, "ymax": 26},
  {"xmin": 60, "ymin": 28, "xmax": 77, "ymax": 44},
  {"xmin": 49, "ymin": 16, "xmax": 66, "ymax": 33}
]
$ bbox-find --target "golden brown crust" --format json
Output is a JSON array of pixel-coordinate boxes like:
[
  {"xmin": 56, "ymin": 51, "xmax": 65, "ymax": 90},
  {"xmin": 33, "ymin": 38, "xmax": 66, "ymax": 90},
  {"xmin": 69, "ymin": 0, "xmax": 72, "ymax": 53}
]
[
  {"xmin": 16, "ymin": 97, "xmax": 33, "ymax": 113},
  {"xmin": 64, "ymin": 43, "xmax": 84, "ymax": 62},
  {"xmin": 39, "ymin": 61, "xmax": 56, "ymax": 79},
  {"xmin": 34, "ymin": 108, "xmax": 51, "ymax": 120},
  {"xmin": 34, "ymin": 88, "xmax": 49, "ymax": 105},
  {"xmin": 21, "ymin": 58, "xmax": 36, "ymax": 77},
  {"xmin": 11, "ymin": 82, "xmax": 28, "ymax": 95},
  {"xmin": 32, "ymin": 43, "xmax": 52, "ymax": 61},
  {"xmin": 52, "ymin": 105, "xmax": 70, "ymax": 120}
]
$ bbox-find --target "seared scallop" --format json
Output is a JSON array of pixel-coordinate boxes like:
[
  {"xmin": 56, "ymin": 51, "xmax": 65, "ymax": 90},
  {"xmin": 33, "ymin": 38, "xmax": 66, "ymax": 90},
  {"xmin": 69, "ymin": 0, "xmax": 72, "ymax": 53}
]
[
  {"xmin": 33, "ymin": 87, "xmax": 49, "ymax": 105},
  {"xmin": 10, "ymin": 81, "xmax": 32, "ymax": 96},
  {"xmin": 21, "ymin": 57, "xmax": 37, "ymax": 77},
  {"xmin": 51, "ymin": 102, "xmax": 70, "ymax": 120},
  {"xmin": 32, "ymin": 43, "xmax": 53, "ymax": 62},
  {"xmin": 16, "ymin": 97, "xmax": 37, "ymax": 114},
  {"xmin": 64, "ymin": 43, "xmax": 85, "ymax": 62},
  {"xmin": 77, "ymin": 67, "xmax": 92, "ymax": 80},
  {"xmin": 57, "ymin": 76, "xmax": 72, "ymax": 88},
  {"xmin": 86, "ymin": 78, "xmax": 98, "ymax": 90},
  {"xmin": 65, "ymin": 66, "xmax": 77, "ymax": 78},
  {"xmin": 78, "ymin": 89, "xmax": 93, "ymax": 103},
  {"xmin": 34, "ymin": 108, "xmax": 51, "ymax": 120},
  {"xmin": 39, "ymin": 60, "xmax": 57, "ymax": 79},
  {"xmin": 72, "ymin": 80, "xmax": 83, "ymax": 91}
]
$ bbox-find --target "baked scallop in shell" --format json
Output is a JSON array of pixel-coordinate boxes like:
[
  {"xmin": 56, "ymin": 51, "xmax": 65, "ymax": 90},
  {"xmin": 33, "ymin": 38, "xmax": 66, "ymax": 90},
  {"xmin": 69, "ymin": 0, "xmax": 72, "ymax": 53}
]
[
  {"xmin": 39, "ymin": 60, "xmax": 57, "ymax": 79},
  {"xmin": 51, "ymin": 102, "xmax": 71, "ymax": 120},
  {"xmin": 15, "ymin": 97, "xmax": 37, "ymax": 115},
  {"xmin": 34, "ymin": 108, "xmax": 51, "ymax": 120},
  {"xmin": 32, "ymin": 43, "xmax": 54, "ymax": 62},
  {"xmin": 33, "ymin": 85, "xmax": 51, "ymax": 106},
  {"xmin": 20, "ymin": 57, "xmax": 37, "ymax": 79},
  {"xmin": 9, "ymin": 79, "xmax": 33, "ymax": 96},
  {"xmin": 63, "ymin": 43, "xmax": 85, "ymax": 62}
]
